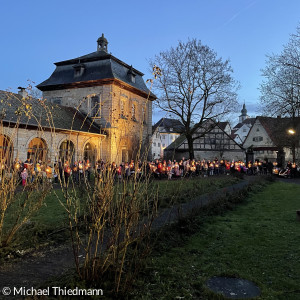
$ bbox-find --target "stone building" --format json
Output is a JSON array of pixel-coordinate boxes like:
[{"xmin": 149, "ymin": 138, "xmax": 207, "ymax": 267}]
[
  {"xmin": 0, "ymin": 89, "xmax": 106, "ymax": 166},
  {"xmin": 0, "ymin": 34, "xmax": 155, "ymax": 166},
  {"xmin": 164, "ymin": 120, "xmax": 244, "ymax": 161}
]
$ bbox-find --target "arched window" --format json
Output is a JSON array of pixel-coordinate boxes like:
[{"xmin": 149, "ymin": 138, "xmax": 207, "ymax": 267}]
[
  {"xmin": 27, "ymin": 137, "xmax": 47, "ymax": 163},
  {"xmin": 0, "ymin": 135, "xmax": 13, "ymax": 166},
  {"xmin": 59, "ymin": 140, "xmax": 75, "ymax": 164},
  {"xmin": 83, "ymin": 142, "xmax": 96, "ymax": 166}
]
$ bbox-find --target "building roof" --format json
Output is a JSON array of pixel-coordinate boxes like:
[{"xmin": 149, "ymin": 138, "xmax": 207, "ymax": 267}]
[
  {"xmin": 152, "ymin": 118, "xmax": 185, "ymax": 134},
  {"xmin": 233, "ymin": 118, "xmax": 255, "ymax": 130},
  {"xmin": 230, "ymin": 133, "xmax": 239, "ymax": 139},
  {"xmin": 0, "ymin": 90, "xmax": 105, "ymax": 135},
  {"xmin": 243, "ymin": 116, "xmax": 300, "ymax": 149},
  {"xmin": 233, "ymin": 122, "xmax": 243, "ymax": 129},
  {"xmin": 218, "ymin": 121, "xmax": 230, "ymax": 131},
  {"xmin": 37, "ymin": 35, "xmax": 156, "ymax": 100},
  {"xmin": 257, "ymin": 116, "xmax": 300, "ymax": 146},
  {"xmin": 165, "ymin": 120, "xmax": 243, "ymax": 151},
  {"xmin": 243, "ymin": 118, "xmax": 255, "ymax": 125}
]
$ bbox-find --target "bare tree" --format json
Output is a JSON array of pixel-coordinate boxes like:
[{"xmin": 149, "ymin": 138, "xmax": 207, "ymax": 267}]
[
  {"xmin": 260, "ymin": 25, "xmax": 300, "ymax": 118},
  {"xmin": 279, "ymin": 25, "xmax": 300, "ymax": 72},
  {"xmin": 150, "ymin": 39, "xmax": 239, "ymax": 159}
]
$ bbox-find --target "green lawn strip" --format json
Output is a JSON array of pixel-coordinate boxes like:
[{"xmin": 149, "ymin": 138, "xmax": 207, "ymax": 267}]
[
  {"xmin": 0, "ymin": 176, "xmax": 240, "ymax": 259},
  {"xmin": 132, "ymin": 182, "xmax": 300, "ymax": 300},
  {"xmin": 0, "ymin": 189, "xmax": 68, "ymax": 256},
  {"xmin": 151, "ymin": 176, "xmax": 240, "ymax": 208}
]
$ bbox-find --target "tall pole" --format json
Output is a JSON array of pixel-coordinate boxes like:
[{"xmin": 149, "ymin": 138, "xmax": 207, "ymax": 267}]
[{"xmin": 288, "ymin": 128, "xmax": 296, "ymax": 163}]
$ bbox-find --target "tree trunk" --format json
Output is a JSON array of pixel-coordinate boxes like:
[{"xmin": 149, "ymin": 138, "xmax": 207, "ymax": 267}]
[{"xmin": 186, "ymin": 134, "xmax": 194, "ymax": 160}]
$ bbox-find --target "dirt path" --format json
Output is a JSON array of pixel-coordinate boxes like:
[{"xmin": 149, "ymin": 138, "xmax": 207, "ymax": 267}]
[{"xmin": 0, "ymin": 176, "xmax": 269, "ymax": 298}]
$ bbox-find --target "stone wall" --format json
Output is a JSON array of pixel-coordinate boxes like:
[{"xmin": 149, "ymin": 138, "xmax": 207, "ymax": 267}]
[
  {"xmin": 43, "ymin": 83, "xmax": 152, "ymax": 164},
  {"xmin": 1, "ymin": 125, "xmax": 105, "ymax": 166}
]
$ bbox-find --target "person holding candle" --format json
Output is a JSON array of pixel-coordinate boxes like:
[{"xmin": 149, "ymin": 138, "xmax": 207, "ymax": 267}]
[{"xmin": 21, "ymin": 168, "xmax": 28, "ymax": 187}]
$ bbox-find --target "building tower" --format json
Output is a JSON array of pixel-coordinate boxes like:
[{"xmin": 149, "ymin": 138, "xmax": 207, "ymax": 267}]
[
  {"xmin": 37, "ymin": 34, "xmax": 156, "ymax": 164},
  {"xmin": 239, "ymin": 103, "xmax": 249, "ymax": 123}
]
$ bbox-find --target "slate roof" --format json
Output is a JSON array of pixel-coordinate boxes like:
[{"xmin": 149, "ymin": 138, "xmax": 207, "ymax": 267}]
[
  {"xmin": 152, "ymin": 118, "xmax": 185, "ymax": 134},
  {"xmin": 37, "ymin": 48, "xmax": 156, "ymax": 99},
  {"xmin": 0, "ymin": 90, "xmax": 104, "ymax": 134}
]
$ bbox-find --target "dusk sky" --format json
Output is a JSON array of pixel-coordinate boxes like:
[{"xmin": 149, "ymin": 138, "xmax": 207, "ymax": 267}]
[{"xmin": 1, "ymin": 0, "xmax": 300, "ymax": 123}]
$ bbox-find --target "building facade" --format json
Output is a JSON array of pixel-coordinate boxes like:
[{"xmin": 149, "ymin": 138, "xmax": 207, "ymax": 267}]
[
  {"xmin": 37, "ymin": 34, "xmax": 155, "ymax": 164},
  {"xmin": 164, "ymin": 120, "xmax": 244, "ymax": 161},
  {"xmin": 151, "ymin": 118, "xmax": 184, "ymax": 159},
  {"xmin": 231, "ymin": 104, "xmax": 255, "ymax": 144},
  {"xmin": 0, "ymin": 34, "xmax": 155, "ymax": 167},
  {"xmin": 243, "ymin": 116, "xmax": 300, "ymax": 165},
  {"xmin": 0, "ymin": 89, "xmax": 106, "ymax": 166}
]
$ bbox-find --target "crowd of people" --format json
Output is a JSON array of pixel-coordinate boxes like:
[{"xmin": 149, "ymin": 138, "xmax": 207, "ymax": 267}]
[
  {"xmin": 7, "ymin": 158, "xmax": 93, "ymax": 186},
  {"xmin": 1, "ymin": 156, "xmax": 299, "ymax": 187},
  {"xmin": 146, "ymin": 158, "xmax": 299, "ymax": 179}
]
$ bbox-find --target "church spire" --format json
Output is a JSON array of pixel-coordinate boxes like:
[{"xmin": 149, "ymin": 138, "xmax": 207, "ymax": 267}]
[
  {"xmin": 239, "ymin": 103, "xmax": 249, "ymax": 123},
  {"xmin": 241, "ymin": 103, "xmax": 247, "ymax": 116}
]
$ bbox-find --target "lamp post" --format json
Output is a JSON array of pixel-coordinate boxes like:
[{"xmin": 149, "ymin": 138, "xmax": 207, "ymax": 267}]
[{"xmin": 287, "ymin": 128, "xmax": 296, "ymax": 163}]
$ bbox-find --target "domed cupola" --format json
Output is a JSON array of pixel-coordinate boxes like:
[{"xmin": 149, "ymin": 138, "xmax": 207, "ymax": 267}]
[{"xmin": 97, "ymin": 33, "xmax": 108, "ymax": 52}]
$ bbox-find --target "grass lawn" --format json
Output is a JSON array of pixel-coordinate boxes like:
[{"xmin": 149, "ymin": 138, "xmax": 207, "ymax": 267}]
[
  {"xmin": 0, "ymin": 188, "xmax": 70, "ymax": 257},
  {"xmin": 150, "ymin": 175, "xmax": 240, "ymax": 208},
  {"xmin": 133, "ymin": 181, "xmax": 300, "ymax": 300}
]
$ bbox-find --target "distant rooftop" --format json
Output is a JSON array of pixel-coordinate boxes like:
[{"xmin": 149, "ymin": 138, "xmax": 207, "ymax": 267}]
[{"xmin": 152, "ymin": 118, "xmax": 185, "ymax": 134}]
